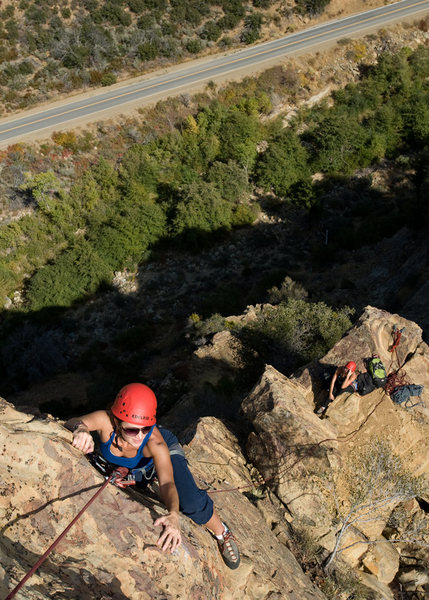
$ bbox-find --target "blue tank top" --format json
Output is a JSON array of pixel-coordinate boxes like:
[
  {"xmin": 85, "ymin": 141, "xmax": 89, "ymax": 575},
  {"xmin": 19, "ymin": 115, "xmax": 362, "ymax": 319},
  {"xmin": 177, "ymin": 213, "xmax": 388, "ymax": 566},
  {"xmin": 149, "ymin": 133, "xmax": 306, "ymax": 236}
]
[{"xmin": 98, "ymin": 425, "xmax": 155, "ymax": 469}]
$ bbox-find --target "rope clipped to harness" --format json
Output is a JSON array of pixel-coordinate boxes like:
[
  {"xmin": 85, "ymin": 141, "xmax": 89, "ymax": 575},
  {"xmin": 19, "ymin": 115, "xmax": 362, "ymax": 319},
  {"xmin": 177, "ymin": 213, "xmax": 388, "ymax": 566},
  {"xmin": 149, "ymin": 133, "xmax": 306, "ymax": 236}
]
[
  {"xmin": 110, "ymin": 465, "xmax": 136, "ymax": 488},
  {"xmin": 6, "ymin": 466, "xmax": 132, "ymax": 599}
]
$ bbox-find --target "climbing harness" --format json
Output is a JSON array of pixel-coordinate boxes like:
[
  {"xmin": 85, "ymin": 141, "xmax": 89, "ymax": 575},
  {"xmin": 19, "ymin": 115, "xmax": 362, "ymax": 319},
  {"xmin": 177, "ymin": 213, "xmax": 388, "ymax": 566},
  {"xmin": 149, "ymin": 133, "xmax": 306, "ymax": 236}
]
[
  {"xmin": 88, "ymin": 441, "xmax": 186, "ymax": 485},
  {"xmin": 5, "ymin": 466, "xmax": 132, "ymax": 599}
]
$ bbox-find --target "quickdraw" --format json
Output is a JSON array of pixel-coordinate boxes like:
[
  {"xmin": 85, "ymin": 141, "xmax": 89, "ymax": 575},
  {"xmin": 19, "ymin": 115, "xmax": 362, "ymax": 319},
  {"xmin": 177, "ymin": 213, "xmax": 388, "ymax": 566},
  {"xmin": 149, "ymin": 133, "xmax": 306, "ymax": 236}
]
[{"xmin": 109, "ymin": 465, "xmax": 136, "ymax": 489}]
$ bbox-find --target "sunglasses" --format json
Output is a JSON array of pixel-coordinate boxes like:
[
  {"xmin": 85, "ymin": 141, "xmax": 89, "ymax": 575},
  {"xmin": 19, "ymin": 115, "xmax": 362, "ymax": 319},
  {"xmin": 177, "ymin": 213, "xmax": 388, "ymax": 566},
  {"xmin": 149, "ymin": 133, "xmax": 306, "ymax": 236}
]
[{"xmin": 121, "ymin": 424, "xmax": 151, "ymax": 437}]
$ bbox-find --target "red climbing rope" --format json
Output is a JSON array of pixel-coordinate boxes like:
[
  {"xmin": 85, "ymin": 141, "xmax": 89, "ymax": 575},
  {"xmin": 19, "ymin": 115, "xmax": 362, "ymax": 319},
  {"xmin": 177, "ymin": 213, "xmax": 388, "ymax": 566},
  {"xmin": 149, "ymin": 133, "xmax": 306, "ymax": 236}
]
[
  {"xmin": 6, "ymin": 467, "xmax": 131, "ymax": 600},
  {"xmin": 389, "ymin": 326, "xmax": 403, "ymax": 354}
]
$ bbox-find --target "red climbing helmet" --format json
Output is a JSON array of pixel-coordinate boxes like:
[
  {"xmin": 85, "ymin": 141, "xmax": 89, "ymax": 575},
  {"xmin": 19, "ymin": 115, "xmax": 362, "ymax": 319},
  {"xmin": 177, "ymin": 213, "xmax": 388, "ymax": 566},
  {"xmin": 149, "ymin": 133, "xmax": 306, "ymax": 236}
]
[
  {"xmin": 345, "ymin": 361, "xmax": 357, "ymax": 372},
  {"xmin": 111, "ymin": 383, "xmax": 157, "ymax": 426}
]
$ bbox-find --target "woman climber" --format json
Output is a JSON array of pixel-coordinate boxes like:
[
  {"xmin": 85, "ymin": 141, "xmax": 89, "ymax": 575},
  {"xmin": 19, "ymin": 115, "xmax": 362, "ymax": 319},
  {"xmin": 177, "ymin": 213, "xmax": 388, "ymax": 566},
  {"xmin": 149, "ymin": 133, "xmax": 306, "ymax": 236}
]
[
  {"xmin": 317, "ymin": 360, "xmax": 375, "ymax": 415},
  {"xmin": 65, "ymin": 383, "xmax": 240, "ymax": 569}
]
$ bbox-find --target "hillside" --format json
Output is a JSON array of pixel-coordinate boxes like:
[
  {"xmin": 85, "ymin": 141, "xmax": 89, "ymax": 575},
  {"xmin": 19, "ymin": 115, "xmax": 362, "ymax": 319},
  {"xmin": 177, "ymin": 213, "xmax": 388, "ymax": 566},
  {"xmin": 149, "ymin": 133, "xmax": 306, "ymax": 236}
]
[
  {"xmin": 1, "ymin": 18, "xmax": 428, "ymax": 417},
  {"xmin": 0, "ymin": 0, "xmax": 396, "ymax": 114}
]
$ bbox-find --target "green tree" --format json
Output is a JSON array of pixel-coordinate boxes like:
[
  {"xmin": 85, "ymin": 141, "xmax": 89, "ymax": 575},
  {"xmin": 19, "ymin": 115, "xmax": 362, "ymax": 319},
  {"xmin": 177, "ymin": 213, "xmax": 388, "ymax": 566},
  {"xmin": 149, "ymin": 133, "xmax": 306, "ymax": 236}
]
[
  {"xmin": 90, "ymin": 201, "xmax": 166, "ymax": 269},
  {"xmin": 67, "ymin": 171, "xmax": 101, "ymax": 225},
  {"xmin": 119, "ymin": 146, "xmax": 160, "ymax": 192},
  {"xmin": 367, "ymin": 103, "xmax": 404, "ymax": 158},
  {"xmin": 20, "ymin": 171, "xmax": 61, "ymax": 212},
  {"xmin": 27, "ymin": 239, "xmax": 112, "ymax": 310},
  {"xmin": 207, "ymin": 160, "xmax": 251, "ymax": 203},
  {"xmin": 218, "ymin": 109, "xmax": 262, "ymax": 170},
  {"xmin": 256, "ymin": 129, "xmax": 310, "ymax": 198},
  {"xmin": 171, "ymin": 181, "xmax": 233, "ymax": 238},
  {"xmin": 404, "ymin": 89, "xmax": 429, "ymax": 145},
  {"xmin": 308, "ymin": 112, "xmax": 368, "ymax": 174}
]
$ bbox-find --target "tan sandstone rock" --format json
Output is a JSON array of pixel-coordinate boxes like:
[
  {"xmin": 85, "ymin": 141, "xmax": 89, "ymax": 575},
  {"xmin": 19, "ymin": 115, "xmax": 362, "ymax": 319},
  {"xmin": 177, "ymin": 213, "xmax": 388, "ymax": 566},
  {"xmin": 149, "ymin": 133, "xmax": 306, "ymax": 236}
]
[
  {"xmin": 242, "ymin": 364, "xmax": 340, "ymax": 543},
  {"xmin": 242, "ymin": 306, "xmax": 429, "ymax": 587},
  {"xmin": 0, "ymin": 400, "xmax": 326, "ymax": 600},
  {"xmin": 361, "ymin": 540, "xmax": 400, "ymax": 584}
]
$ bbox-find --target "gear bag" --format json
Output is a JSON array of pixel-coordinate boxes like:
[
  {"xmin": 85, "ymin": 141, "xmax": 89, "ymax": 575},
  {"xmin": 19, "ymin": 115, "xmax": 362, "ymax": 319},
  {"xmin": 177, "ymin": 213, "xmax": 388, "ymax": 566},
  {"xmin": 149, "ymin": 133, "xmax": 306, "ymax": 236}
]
[
  {"xmin": 357, "ymin": 372, "xmax": 375, "ymax": 396},
  {"xmin": 367, "ymin": 357, "xmax": 387, "ymax": 388},
  {"xmin": 391, "ymin": 384, "xmax": 424, "ymax": 408}
]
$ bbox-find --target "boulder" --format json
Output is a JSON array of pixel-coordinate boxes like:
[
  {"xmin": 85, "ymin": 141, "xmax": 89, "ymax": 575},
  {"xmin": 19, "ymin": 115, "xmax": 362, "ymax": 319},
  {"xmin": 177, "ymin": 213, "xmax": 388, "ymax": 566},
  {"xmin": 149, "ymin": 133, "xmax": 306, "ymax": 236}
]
[
  {"xmin": 242, "ymin": 364, "xmax": 340, "ymax": 543},
  {"xmin": 362, "ymin": 540, "xmax": 400, "ymax": 584},
  {"xmin": 294, "ymin": 305, "xmax": 425, "ymax": 409},
  {"xmin": 358, "ymin": 572, "xmax": 395, "ymax": 600}
]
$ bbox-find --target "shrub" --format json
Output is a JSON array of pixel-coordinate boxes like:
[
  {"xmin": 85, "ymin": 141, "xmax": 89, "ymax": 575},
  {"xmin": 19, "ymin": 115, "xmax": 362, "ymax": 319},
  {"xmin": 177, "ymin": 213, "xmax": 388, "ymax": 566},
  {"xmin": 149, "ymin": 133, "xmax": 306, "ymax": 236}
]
[
  {"xmin": 128, "ymin": 0, "xmax": 146, "ymax": 13},
  {"xmin": 238, "ymin": 299, "xmax": 353, "ymax": 374},
  {"xmin": 295, "ymin": 0, "xmax": 331, "ymax": 16},
  {"xmin": 185, "ymin": 39, "xmax": 203, "ymax": 54},
  {"xmin": 171, "ymin": 181, "xmax": 233, "ymax": 239},
  {"xmin": 253, "ymin": 0, "xmax": 271, "ymax": 7},
  {"xmin": 100, "ymin": 3, "xmax": 132, "ymax": 26},
  {"xmin": 201, "ymin": 21, "xmax": 221, "ymax": 42},
  {"xmin": 231, "ymin": 202, "xmax": 259, "ymax": 226},
  {"xmin": 25, "ymin": 6, "xmax": 47, "ymax": 25},
  {"xmin": 27, "ymin": 239, "xmax": 112, "ymax": 311},
  {"xmin": 324, "ymin": 438, "xmax": 428, "ymax": 571},
  {"xmin": 191, "ymin": 313, "xmax": 230, "ymax": 338},
  {"xmin": 138, "ymin": 41, "xmax": 159, "ymax": 61},
  {"xmin": 101, "ymin": 72, "xmax": 117, "ymax": 86},
  {"xmin": 52, "ymin": 131, "xmax": 78, "ymax": 150},
  {"xmin": 5, "ymin": 19, "xmax": 19, "ymax": 43},
  {"xmin": 0, "ymin": 265, "xmax": 18, "ymax": 300},
  {"xmin": 268, "ymin": 276, "xmax": 308, "ymax": 304},
  {"xmin": 241, "ymin": 13, "xmax": 264, "ymax": 44}
]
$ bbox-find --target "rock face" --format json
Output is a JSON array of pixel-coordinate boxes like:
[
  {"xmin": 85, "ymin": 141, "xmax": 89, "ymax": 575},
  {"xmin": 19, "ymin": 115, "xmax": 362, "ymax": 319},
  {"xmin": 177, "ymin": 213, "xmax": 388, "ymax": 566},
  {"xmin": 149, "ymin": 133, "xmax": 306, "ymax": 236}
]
[
  {"xmin": 0, "ymin": 403, "xmax": 325, "ymax": 600},
  {"xmin": 242, "ymin": 306, "xmax": 429, "ymax": 596}
]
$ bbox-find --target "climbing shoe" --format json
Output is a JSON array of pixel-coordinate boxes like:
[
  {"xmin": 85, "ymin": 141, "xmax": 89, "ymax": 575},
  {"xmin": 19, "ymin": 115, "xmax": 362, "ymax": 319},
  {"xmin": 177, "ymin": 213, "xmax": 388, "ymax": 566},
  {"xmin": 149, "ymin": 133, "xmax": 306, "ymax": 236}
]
[{"xmin": 217, "ymin": 526, "xmax": 240, "ymax": 570}]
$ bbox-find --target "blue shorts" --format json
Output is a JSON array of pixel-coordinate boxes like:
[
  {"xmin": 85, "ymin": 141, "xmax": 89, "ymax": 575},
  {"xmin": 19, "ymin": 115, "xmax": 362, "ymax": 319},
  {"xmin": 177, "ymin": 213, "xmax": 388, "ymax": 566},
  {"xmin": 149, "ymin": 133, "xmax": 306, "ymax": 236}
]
[{"xmin": 152, "ymin": 428, "xmax": 214, "ymax": 526}]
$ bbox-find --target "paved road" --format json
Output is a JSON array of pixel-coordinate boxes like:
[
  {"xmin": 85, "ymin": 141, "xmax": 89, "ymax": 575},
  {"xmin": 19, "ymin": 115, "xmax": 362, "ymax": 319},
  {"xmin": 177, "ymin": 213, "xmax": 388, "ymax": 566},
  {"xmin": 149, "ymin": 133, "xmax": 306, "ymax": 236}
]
[{"xmin": 0, "ymin": 0, "xmax": 428, "ymax": 147}]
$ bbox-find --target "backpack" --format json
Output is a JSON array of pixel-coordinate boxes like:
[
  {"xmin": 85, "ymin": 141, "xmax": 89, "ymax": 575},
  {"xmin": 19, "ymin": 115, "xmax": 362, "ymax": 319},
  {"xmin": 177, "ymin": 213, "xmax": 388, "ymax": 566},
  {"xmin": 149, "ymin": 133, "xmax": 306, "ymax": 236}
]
[
  {"xmin": 367, "ymin": 357, "xmax": 387, "ymax": 388},
  {"xmin": 357, "ymin": 372, "xmax": 376, "ymax": 396}
]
